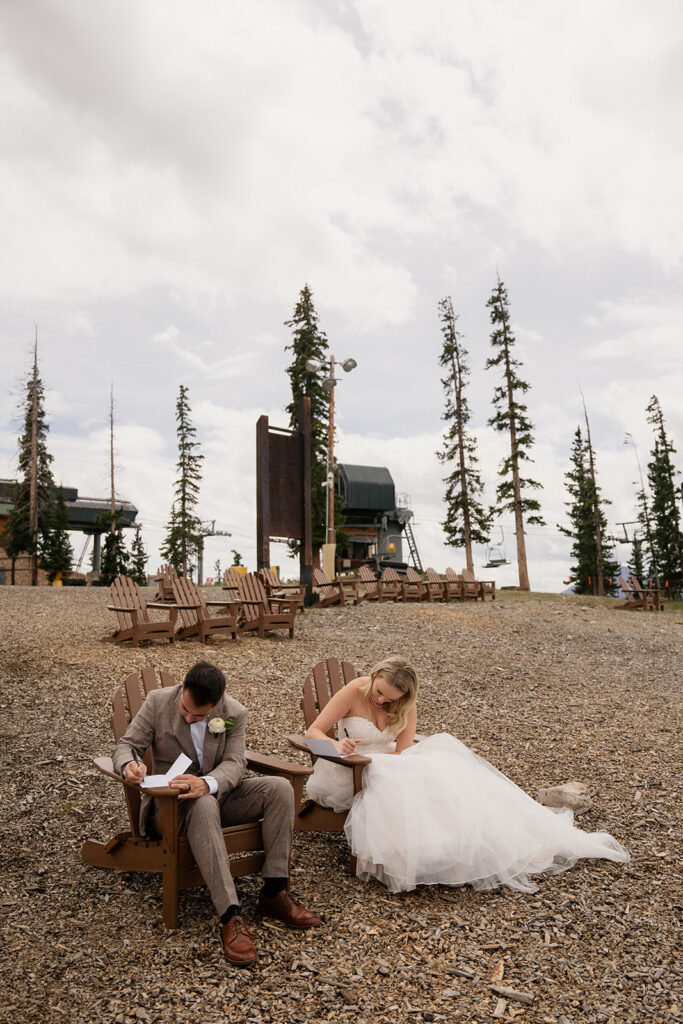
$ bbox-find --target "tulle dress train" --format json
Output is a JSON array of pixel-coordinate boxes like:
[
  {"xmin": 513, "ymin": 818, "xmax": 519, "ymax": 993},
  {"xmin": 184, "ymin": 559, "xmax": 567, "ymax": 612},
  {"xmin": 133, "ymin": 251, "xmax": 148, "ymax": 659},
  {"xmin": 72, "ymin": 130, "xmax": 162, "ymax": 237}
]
[{"xmin": 305, "ymin": 716, "xmax": 629, "ymax": 894}]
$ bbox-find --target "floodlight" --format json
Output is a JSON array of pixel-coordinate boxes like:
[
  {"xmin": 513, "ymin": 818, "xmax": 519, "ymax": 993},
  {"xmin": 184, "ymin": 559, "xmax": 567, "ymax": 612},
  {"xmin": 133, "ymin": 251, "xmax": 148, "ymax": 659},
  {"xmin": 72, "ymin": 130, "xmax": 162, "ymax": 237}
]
[{"xmin": 341, "ymin": 358, "xmax": 357, "ymax": 372}]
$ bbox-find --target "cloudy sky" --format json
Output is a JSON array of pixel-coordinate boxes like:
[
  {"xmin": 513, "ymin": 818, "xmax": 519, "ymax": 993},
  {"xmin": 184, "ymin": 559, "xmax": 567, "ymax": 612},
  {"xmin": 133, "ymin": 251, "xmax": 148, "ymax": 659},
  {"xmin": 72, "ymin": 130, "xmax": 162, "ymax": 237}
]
[{"xmin": 1, "ymin": 0, "xmax": 681, "ymax": 588}]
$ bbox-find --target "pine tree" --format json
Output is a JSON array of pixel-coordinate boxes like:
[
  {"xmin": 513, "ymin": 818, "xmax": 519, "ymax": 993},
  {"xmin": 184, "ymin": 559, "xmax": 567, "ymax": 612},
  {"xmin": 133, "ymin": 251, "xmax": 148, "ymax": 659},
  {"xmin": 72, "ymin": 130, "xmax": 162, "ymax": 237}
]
[
  {"xmin": 99, "ymin": 512, "xmax": 130, "ymax": 585},
  {"xmin": 161, "ymin": 385, "xmax": 204, "ymax": 576},
  {"xmin": 485, "ymin": 275, "xmax": 544, "ymax": 590},
  {"xmin": 38, "ymin": 489, "xmax": 73, "ymax": 583},
  {"xmin": 628, "ymin": 535, "xmax": 645, "ymax": 582},
  {"xmin": 284, "ymin": 284, "xmax": 331, "ymax": 555},
  {"xmin": 644, "ymin": 395, "xmax": 682, "ymax": 596},
  {"xmin": 6, "ymin": 341, "xmax": 55, "ymax": 584},
  {"xmin": 436, "ymin": 296, "xmax": 490, "ymax": 571},
  {"xmin": 129, "ymin": 524, "xmax": 148, "ymax": 586},
  {"xmin": 559, "ymin": 428, "xmax": 620, "ymax": 595}
]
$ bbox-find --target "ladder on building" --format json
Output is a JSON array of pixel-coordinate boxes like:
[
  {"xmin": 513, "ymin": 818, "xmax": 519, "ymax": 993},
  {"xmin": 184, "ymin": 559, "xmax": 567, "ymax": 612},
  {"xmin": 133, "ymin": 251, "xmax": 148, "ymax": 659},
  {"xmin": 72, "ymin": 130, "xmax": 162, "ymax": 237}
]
[{"xmin": 403, "ymin": 520, "xmax": 423, "ymax": 572}]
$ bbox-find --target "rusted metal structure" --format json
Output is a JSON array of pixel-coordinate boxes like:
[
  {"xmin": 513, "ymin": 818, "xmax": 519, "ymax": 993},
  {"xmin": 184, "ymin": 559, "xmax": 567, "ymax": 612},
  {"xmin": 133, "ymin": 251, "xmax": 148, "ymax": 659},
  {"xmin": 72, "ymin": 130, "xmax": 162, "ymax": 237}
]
[{"xmin": 255, "ymin": 397, "xmax": 312, "ymax": 598}]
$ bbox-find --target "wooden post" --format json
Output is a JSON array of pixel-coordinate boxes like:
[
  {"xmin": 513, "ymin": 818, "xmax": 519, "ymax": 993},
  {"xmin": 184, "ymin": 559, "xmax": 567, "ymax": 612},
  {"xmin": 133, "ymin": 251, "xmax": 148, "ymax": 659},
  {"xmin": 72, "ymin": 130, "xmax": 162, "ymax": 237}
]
[
  {"xmin": 29, "ymin": 338, "xmax": 39, "ymax": 586},
  {"xmin": 300, "ymin": 397, "xmax": 313, "ymax": 600},
  {"xmin": 256, "ymin": 415, "xmax": 270, "ymax": 570}
]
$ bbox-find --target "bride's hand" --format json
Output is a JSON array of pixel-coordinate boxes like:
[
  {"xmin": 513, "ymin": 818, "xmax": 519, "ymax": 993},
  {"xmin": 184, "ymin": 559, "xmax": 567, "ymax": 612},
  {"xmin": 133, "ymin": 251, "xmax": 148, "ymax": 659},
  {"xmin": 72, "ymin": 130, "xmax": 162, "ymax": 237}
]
[{"xmin": 337, "ymin": 736, "xmax": 360, "ymax": 756}]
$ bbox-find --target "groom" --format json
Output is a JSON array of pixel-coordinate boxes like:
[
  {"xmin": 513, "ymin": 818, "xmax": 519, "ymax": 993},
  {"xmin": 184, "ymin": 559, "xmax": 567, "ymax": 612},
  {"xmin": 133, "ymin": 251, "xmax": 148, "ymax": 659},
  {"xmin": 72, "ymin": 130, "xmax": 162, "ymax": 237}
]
[{"xmin": 113, "ymin": 660, "xmax": 321, "ymax": 965}]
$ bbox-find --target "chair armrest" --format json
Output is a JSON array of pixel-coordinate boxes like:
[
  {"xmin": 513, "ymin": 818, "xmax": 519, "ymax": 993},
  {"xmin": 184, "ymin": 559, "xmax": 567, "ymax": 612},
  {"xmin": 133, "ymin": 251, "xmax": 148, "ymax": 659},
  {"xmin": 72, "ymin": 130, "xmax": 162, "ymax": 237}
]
[
  {"xmin": 146, "ymin": 601, "xmax": 178, "ymax": 610},
  {"xmin": 107, "ymin": 605, "xmax": 139, "ymax": 614},
  {"xmin": 92, "ymin": 757, "xmax": 180, "ymax": 796},
  {"xmin": 205, "ymin": 599, "xmax": 240, "ymax": 607},
  {"xmin": 286, "ymin": 734, "xmax": 371, "ymax": 768},
  {"xmin": 246, "ymin": 749, "xmax": 312, "ymax": 777}
]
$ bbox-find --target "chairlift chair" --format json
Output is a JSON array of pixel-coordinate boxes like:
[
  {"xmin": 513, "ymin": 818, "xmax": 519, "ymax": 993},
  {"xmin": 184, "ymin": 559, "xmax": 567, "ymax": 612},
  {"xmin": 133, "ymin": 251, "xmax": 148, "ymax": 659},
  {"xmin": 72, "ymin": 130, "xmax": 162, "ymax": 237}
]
[{"xmin": 483, "ymin": 527, "xmax": 510, "ymax": 568}]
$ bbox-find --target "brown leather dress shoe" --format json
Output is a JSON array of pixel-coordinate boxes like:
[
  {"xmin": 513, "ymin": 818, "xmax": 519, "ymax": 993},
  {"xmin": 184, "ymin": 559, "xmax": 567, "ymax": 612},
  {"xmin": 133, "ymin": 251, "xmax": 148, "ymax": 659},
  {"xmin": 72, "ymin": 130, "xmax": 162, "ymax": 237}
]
[
  {"xmin": 256, "ymin": 889, "xmax": 322, "ymax": 929},
  {"xmin": 221, "ymin": 915, "xmax": 258, "ymax": 966}
]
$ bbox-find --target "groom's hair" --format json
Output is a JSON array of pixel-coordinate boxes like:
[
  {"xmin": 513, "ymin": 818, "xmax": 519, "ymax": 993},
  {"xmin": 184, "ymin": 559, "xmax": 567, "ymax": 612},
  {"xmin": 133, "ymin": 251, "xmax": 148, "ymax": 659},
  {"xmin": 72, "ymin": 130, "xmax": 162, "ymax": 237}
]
[{"xmin": 183, "ymin": 661, "xmax": 226, "ymax": 707}]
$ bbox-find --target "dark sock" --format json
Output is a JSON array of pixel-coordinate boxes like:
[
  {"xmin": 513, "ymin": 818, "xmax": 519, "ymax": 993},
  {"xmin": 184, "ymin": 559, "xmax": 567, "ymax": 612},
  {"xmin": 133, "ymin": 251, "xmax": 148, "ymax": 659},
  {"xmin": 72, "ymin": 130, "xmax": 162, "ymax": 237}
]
[
  {"xmin": 262, "ymin": 877, "xmax": 287, "ymax": 899},
  {"xmin": 220, "ymin": 904, "xmax": 241, "ymax": 924}
]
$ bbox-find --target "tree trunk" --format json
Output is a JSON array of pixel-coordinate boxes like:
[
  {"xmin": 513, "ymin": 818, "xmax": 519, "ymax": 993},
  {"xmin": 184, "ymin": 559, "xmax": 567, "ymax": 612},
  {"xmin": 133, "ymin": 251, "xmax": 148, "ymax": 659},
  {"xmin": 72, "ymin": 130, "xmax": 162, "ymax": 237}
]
[
  {"xmin": 451, "ymin": 351, "xmax": 473, "ymax": 573},
  {"xmin": 29, "ymin": 344, "xmax": 39, "ymax": 586},
  {"xmin": 582, "ymin": 396, "xmax": 604, "ymax": 596},
  {"xmin": 503, "ymin": 342, "xmax": 530, "ymax": 591}
]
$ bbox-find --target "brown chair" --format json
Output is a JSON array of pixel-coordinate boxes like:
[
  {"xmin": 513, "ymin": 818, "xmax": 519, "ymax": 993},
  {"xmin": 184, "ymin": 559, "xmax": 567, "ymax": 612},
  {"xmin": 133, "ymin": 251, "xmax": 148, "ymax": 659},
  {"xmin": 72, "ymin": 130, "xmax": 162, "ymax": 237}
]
[
  {"xmin": 380, "ymin": 567, "xmax": 404, "ymax": 601},
  {"xmin": 461, "ymin": 567, "xmax": 496, "ymax": 601},
  {"xmin": 259, "ymin": 567, "xmax": 306, "ymax": 614},
  {"xmin": 103, "ymin": 575, "xmax": 177, "ymax": 647},
  {"xmin": 358, "ymin": 565, "xmax": 399, "ymax": 603},
  {"xmin": 424, "ymin": 568, "xmax": 447, "ymax": 602},
  {"xmin": 313, "ymin": 568, "xmax": 361, "ymax": 607},
  {"xmin": 172, "ymin": 576, "xmax": 240, "ymax": 643},
  {"xmin": 444, "ymin": 568, "xmax": 464, "ymax": 601},
  {"xmin": 401, "ymin": 567, "xmax": 426, "ymax": 602},
  {"xmin": 153, "ymin": 564, "xmax": 177, "ymax": 602},
  {"xmin": 231, "ymin": 572, "xmax": 297, "ymax": 639},
  {"xmin": 81, "ymin": 667, "xmax": 309, "ymax": 929},
  {"xmin": 631, "ymin": 577, "xmax": 665, "ymax": 612},
  {"xmin": 287, "ymin": 658, "xmax": 370, "ymax": 872}
]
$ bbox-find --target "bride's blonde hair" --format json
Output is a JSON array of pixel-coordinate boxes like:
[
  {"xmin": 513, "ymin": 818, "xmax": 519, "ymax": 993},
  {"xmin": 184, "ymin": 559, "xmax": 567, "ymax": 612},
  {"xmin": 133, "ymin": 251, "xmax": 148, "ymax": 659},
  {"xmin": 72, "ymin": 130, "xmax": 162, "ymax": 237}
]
[{"xmin": 358, "ymin": 656, "xmax": 418, "ymax": 736}]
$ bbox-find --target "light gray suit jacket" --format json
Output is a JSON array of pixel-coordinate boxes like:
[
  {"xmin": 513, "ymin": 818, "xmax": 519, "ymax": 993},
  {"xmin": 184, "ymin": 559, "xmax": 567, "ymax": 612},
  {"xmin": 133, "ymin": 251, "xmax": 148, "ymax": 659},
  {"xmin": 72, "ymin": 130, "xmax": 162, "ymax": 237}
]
[{"xmin": 112, "ymin": 683, "xmax": 248, "ymax": 833}]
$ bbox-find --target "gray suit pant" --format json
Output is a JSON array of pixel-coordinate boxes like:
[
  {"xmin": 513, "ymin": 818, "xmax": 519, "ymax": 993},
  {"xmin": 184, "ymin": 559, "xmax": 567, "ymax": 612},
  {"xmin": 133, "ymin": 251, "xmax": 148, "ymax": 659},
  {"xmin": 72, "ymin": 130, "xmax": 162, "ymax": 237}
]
[{"xmin": 152, "ymin": 776, "xmax": 293, "ymax": 917}]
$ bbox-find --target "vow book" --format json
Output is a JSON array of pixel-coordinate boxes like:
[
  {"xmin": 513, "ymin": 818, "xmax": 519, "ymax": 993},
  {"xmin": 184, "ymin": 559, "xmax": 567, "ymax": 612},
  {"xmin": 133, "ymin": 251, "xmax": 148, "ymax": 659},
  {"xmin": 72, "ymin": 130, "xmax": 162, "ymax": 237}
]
[{"xmin": 140, "ymin": 753, "xmax": 192, "ymax": 788}]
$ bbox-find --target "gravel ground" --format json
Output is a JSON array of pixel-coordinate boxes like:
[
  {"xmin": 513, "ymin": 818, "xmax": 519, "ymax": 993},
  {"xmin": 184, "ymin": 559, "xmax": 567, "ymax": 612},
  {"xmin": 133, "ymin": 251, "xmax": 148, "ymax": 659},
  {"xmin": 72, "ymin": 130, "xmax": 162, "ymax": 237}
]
[{"xmin": 0, "ymin": 586, "xmax": 681, "ymax": 1024}]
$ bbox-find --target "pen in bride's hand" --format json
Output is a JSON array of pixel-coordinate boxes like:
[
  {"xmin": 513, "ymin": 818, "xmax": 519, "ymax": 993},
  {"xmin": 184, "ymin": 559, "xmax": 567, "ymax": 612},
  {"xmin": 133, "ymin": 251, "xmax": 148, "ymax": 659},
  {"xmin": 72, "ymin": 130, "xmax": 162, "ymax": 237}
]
[{"xmin": 343, "ymin": 727, "xmax": 350, "ymax": 738}]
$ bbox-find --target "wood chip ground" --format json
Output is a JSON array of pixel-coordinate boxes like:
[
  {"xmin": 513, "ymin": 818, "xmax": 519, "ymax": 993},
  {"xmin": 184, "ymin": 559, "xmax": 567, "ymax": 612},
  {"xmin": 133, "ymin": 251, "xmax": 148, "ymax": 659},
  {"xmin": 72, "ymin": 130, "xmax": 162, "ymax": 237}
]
[{"xmin": 0, "ymin": 587, "xmax": 681, "ymax": 1023}]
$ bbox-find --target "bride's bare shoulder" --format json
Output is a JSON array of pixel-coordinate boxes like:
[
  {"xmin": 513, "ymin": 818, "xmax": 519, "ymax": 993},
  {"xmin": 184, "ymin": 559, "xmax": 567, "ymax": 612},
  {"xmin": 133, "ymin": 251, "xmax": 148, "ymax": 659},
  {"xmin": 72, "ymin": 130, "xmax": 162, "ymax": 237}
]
[{"xmin": 347, "ymin": 675, "xmax": 370, "ymax": 689}]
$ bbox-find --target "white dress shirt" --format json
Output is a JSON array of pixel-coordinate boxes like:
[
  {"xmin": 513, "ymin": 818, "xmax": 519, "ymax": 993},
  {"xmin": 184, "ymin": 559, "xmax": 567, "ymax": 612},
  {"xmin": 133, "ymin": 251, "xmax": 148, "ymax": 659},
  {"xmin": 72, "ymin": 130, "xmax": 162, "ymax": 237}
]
[{"xmin": 191, "ymin": 719, "xmax": 218, "ymax": 795}]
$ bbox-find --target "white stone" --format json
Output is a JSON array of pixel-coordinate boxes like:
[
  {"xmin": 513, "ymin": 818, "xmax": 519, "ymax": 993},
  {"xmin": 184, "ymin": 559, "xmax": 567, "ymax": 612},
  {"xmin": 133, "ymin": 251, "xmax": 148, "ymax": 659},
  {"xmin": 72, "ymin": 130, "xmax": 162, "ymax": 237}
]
[{"xmin": 537, "ymin": 781, "xmax": 592, "ymax": 813}]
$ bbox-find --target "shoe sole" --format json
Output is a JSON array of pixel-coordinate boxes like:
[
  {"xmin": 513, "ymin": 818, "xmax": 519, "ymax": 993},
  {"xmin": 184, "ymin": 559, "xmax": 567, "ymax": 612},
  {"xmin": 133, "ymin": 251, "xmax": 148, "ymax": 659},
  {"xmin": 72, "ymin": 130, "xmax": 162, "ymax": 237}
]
[{"xmin": 225, "ymin": 952, "xmax": 259, "ymax": 967}]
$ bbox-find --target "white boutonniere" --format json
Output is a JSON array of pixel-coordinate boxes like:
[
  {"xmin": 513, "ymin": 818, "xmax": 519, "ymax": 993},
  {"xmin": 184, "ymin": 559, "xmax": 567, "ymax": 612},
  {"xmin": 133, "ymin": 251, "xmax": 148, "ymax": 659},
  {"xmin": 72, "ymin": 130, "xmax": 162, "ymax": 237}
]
[{"xmin": 208, "ymin": 716, "xmax": 236, "ymax": 735}]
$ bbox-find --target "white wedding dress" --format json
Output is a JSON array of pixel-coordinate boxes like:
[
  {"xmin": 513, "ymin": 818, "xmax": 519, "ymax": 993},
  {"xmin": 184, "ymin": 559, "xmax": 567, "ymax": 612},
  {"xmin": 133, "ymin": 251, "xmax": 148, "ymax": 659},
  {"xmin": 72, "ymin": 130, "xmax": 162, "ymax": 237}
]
[{"xmin": 305, "ymin": 716, "xmax": 630, "ymax": 894}]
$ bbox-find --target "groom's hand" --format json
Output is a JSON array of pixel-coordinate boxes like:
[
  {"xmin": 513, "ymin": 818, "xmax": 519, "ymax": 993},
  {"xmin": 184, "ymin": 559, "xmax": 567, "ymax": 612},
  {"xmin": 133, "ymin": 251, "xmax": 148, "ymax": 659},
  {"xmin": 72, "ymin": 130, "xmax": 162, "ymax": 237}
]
[{"xmin": 171, "ymin": 775, "xmax": 209, "ymax": 800}]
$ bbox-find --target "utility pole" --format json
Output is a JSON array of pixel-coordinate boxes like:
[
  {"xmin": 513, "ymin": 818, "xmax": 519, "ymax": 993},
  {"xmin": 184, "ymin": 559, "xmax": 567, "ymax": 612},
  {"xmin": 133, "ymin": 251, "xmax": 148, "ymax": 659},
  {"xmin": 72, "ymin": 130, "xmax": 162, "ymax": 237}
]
[
  {"xmin": 196, "ymin": 521, "xmax": 231, "ymax": 585},
  {"xmin": 29, "ymin": 330, "xmax": 39, "ymax": 586}
]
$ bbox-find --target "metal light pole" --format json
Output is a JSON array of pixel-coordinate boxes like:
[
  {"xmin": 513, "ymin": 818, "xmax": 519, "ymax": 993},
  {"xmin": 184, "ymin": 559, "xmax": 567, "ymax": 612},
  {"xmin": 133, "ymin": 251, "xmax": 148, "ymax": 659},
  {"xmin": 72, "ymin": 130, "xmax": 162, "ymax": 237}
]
[{"xmin": 306, "ymin": 355, "xmax": 357, "ymax": 554}]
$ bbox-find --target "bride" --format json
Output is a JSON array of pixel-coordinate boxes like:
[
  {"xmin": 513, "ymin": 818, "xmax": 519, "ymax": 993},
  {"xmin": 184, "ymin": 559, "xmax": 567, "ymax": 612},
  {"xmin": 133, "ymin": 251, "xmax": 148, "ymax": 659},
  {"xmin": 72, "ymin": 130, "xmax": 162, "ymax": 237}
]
[{"xmin": 304, "ymin": 656, "xmax": 629, "ymax": 894}]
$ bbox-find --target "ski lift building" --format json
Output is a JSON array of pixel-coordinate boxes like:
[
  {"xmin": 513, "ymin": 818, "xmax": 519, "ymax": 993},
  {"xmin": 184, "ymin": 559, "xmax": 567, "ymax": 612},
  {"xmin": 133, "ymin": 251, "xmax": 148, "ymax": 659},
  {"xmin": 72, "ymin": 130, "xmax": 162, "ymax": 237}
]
[{"xmin": 335, "ymin": 463, "xmax": 422, "ymax": 572}]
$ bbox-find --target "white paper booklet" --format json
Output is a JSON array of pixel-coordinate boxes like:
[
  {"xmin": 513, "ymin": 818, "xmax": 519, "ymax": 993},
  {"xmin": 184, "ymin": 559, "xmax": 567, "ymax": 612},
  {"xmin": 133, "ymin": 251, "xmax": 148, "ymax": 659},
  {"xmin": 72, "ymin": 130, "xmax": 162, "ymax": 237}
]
[
  {"xmin": 140, "ymin": 753, "xmax": 192, "ymax": 788},
  {"xmin": 303, "ymin": 738, "xmax": 349, "ymax": 758}
]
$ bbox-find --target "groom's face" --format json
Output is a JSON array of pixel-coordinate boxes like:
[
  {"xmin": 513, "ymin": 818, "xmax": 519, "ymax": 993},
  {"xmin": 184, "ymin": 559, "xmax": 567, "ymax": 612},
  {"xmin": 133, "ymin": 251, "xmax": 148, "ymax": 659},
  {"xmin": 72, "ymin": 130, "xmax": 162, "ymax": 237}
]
[{"xmin": 179, "ymin": 688, "xmax": 214, "ymax": 724}]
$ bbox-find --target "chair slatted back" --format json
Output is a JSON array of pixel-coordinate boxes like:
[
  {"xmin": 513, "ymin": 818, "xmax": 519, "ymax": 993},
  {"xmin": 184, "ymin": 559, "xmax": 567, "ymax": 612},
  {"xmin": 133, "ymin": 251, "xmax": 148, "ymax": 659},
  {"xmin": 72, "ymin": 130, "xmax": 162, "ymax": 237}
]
[
  {"xmin": 172, "ymin": 576, "xmax": 207, "ymax": 629},
  {"xmin": 358, "ymin": 565, "xmax": 380, "ymax": 597},
  {"xmin": 223, "ymin": 567, "xmax": 243, "ymax": 593},
  {"xmin": 313, "ymin": 568, "xmax": 338, "ymax": 603},
  {"xmin": 110, "ymin": 668, "xmax": 177, "ymax": 835},
  {"xmin": 110, "ymin": 576, "xmax": 150, "ymax": 631},
  {"xmin": 444, "ymin": 567, "xmax": 462, "ymax": 599},
  {"xmin": 302, "ymin": 658, "xmax": 358, "ymax": 735},
  {"xmin": 425, "ymin": 567, "xmax": 446, "ymax": 598},
  {"xmin": 260, "ymin": 567, "xmax": 279, "ymax": 588},
  {"xmin": 381, "ymin": 568, "xmax": 402, "ymax": 597},
  {"xmin": 238, "ymin": 573, "xmax": 269, "ymax": 610},
  {"xmin": 460, "ymin": 568, "xmax": 480, "ymax": 598},
  {"xmin": 155, "ymin": 564, "xmax": 177, "ymax": 601}
]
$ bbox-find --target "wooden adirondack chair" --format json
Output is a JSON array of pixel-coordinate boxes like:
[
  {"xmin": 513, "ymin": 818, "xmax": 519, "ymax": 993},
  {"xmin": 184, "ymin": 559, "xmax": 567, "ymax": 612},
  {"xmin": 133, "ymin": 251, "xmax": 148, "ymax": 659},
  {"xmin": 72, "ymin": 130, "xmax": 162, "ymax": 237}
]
[
  {"xmin": 381, "ymin": 567, "xmax": 405, "ymax": 601},
  {"xmin": 631, "ymin": 577, "xmax": 665, "ymax": 611},
  {"xmin": 424, "ymin": 568, "xmax": 447, "ymax": 602},
  {"xmin": 103, "ymin": 576, "xmax": 177, "ymax": 647},
  {"xmin": 313, "ymin": 568, "xmax": 361, "ymax": 607},
  {"xmin": 358, "ymin": 565, "xmax": 399, "ymax": 602},
  {"xmin": 154, "ymin": 564, "xmax": 177, "ymax": 602},
  {"xmin": 287, "ymin": 658, "xmax": 370, "ymax": 872},
  {"xmin": 81, "ymin": 667, "xmax": 310, "ymax": 929},
  {"xmin": 616, "ymin": 576, "xmax": 644, "ymax": 610},
  {"xmin": 171, "ymin": 576, "xmax": 240, "ymax": 643},
  {"xmin": 461, "ymin": 568, "xmax": 496, "ymax": 601},
  {"xmin": 259, "ymin": 567, "xmax": 306, "ymax": 614},
  {"xmin": 231, "ymin": 572, "xmax": 297, "ymax": 638},
  {"xmin": 444, "ymin": 568, "xmax": 464, "ymax": 601},
  {"xmin": 401, "ymin": 567, "xmax": 426, "ymax": 602}
]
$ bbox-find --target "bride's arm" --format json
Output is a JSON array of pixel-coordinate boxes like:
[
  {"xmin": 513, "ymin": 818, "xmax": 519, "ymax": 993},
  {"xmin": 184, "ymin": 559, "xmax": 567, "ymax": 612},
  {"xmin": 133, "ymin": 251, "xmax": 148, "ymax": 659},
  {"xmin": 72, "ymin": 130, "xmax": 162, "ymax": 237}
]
[
  {"xmin": 305, "ymin": 680, "xmax": 362, "ymax": 755},
  {"xmin": 393, "ymin": 705, "xmax": 417, "ymax": 754}
]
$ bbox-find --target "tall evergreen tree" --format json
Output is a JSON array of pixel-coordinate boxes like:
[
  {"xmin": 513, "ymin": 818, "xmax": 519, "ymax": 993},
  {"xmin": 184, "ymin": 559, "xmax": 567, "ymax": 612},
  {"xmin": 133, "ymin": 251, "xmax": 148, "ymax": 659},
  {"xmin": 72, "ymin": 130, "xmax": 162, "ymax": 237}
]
[
  {"xmin": 38, "ymin": 488, "xmax": 73, "ymax": 583},
  {"xmin": 644, "ymin": 395, "xmax": 682, "ymax": 595},
  {"xmin": 436, "ymin": 296, "xmax": 490, "ymax": 571},
  {"xmin": 559, "ymin": 427, "xmax": 620, "ymax": 595},
  {"xmin": 6, "ymin": 342, "xmax": 55, "ymax": 584},
  {"xmin": 161, "ymin": 385, "xmax": 204, "ymax": 576},
  {"xmin": 485, "ymin": 275, "xmax": 544, "ymax": 591},
  {"xmin": 284, "ymin": 284, "xmax": 331, "ymax": 555},
  {"xmin": 628, "ymin": 535, "xmax": 645, "ymax": 583},
  {"xmin": 129, "ymin": 524, "xmax": 148, "ymax": 586},
  {"xmin": 99, "ymin": 511, "xmax": 130, "ymax": 585}
]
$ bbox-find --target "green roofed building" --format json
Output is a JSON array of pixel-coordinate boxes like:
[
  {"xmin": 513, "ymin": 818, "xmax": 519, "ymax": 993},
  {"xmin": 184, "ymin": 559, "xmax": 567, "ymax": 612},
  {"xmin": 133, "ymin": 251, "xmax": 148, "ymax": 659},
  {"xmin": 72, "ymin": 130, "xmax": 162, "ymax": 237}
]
[{"xmin": 335, "ymin": 463, "xmax": 422, "ymax": 573}]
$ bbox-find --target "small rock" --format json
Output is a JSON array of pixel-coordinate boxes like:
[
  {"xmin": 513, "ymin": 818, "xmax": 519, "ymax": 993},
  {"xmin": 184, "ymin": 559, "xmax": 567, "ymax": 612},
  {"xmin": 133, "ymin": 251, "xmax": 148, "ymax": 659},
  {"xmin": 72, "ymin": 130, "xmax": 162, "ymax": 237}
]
[{"xmin": 538, "ymin": 781, "xmax": 592, "ymax": 813}]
